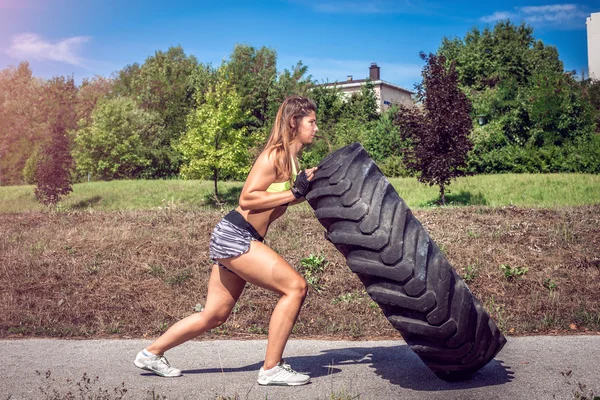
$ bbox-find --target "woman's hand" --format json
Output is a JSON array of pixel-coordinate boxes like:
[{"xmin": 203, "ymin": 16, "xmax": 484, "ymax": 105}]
[
  {"xmin": 292, "ymin": 167, "xmax": 318, "ymax": 199},
  {"xmin": 304, "ymin": 167, "xmax": 318, "ymax": 181}
]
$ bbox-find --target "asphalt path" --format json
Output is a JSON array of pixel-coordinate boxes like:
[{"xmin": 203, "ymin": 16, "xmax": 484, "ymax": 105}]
[{"xmin": 3, "ymin": 336, "xmax": 599, "ymax": 400}]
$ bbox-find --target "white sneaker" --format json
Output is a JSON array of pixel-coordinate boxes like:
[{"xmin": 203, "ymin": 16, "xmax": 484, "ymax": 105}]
[
  {"xmin": 134, "ymin": 349, "xmax": 182, "ymax": 377},
  {"xmin": 257, "ymin": 360, "xmax": 310, "ymax": 386}
]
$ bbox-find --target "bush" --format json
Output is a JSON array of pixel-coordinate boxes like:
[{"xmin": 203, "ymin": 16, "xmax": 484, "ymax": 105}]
[
  {"xmin": 467, "ymin": 136, "xmax": 600, "ymax": 174},
  {"xmin": 376, "ymin": 155, "xmax": 412, "ymax": 178},
  {"xmin": 365, "ymin": 106, "xmax": 404, "ymax": 162},
  {"xmin": 300, "ymin": 137, "xmax": 330, "ymax": 168},
  {"xmin": 22, "ymin": 148, "xmax": 40, "ymax": 184},
  {"xmin": 562, "ymin": 133, "xmax": 600, "ymax": 173}
]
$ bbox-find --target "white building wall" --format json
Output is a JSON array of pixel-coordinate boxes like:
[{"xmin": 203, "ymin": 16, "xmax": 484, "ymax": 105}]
[
  {"xmin": 588, "ymin": 13, "xmax": 600, "ymax": 79},
  {"xmin": 374, "ymin": 85, "xmax": 383, "ymax": 112},
  {"xmin": 380, "ymin": 85, "xmax": 413, "ymax": 111}
]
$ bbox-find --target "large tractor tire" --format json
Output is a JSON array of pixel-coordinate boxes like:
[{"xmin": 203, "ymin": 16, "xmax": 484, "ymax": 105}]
[{"xmin": 305, "ymin": 143, "xmax": 506, "ymax": 380}]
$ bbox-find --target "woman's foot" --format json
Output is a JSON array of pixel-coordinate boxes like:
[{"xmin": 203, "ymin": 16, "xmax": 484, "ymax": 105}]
[
  {"xmin": 257, "ymin": 361, "xmax": 310, "ymax": 386},
  {"xmin": 134, "ymin": 349, "xmax": 182, "ymax": 377}
]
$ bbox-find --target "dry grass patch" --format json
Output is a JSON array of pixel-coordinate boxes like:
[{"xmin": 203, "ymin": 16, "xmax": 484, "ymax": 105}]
[{"xmin": 1, "ymin": 206, "xmax": 599, "ymax": 339}]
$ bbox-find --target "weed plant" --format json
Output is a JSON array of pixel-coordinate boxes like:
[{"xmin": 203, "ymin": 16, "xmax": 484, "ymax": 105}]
[
  {"xmin": 500, "ymin": 264, "xmax": 529, "ymax": 280},
  {"xmin": 300, "ymin": 253, "xmax": 329, "ymax": 293}
]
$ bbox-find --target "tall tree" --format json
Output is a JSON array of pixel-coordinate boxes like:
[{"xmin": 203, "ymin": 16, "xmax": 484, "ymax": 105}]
[
  {"xmin": 267, "ymin": 61, "xmax": 313, "ymax": 119},
  {"xmin": 438, "ymin": 20, "xmax": 597, "ymax": 174},
  {"xmin": 0, "ymin": 62, "xmax": 44, "ymax": 185},
  {"xmin": 438, "ymin": 21, "xmax": 563, "ymax": 90},
  {"xmin": 111, "ymin": 46, "xmax": 199, "ymax": 177},
  {"xmin": 226, "ymin": 44, "xmax": 277, "ymax": 130},
  {"xmin": 177, "ymin": 67, "xmax": 251, "ymax": 203},
  {"xmin": 395, "ymin": 52, "xmax": 472, "ymax": 204},
  {"xmin": 76, "ymin": 76, "xmax": 114, "ymax": 126},
  {"xmin": 111, "ymin": 63, "xmax": 142, "ymax": 97}
]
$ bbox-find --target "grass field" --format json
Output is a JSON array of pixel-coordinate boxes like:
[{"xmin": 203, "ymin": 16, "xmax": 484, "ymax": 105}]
[{"xmin": 1, "ymin": 173, "xmax": 599, "ymax": 212}]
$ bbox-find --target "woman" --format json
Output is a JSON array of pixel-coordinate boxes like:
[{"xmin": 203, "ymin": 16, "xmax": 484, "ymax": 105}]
[{"xmin": 134, "ymin": 96, "xmax": 319, "ymax": 386}]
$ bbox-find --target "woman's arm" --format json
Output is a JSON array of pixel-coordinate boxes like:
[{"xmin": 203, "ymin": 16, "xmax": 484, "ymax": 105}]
[{"xmin": 238, "ymin": 151, "xmax": 296, "ymax": 210}]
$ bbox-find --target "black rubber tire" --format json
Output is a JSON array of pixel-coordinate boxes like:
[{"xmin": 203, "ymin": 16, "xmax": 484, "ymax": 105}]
[{"xmin": 306, "ymin": 143, "xmax": 506, "ymax": 380}]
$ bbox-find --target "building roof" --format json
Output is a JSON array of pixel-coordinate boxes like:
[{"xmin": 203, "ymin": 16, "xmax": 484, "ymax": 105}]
[{"xmin": 317, "ymin": 78, "xmax": 415, "ymax": 94}]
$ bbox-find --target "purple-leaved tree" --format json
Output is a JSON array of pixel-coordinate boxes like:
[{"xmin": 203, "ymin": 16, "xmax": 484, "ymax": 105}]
[
  {"xmin": 35, "ymin": 77, "xmax": 77, "ymax": 206},
  {"xmin": 394, "ymin": 52, "xmax": 473, "ymax": 205}
]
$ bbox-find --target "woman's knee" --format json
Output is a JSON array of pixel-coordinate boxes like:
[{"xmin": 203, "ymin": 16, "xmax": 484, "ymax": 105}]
[
  {"xmin": 202, "ymin": 309, "xmax": 232, "ymax": 329},
  {"xmin": 286, "ymin": 276, "xmax": 308, "ymax": 299}
]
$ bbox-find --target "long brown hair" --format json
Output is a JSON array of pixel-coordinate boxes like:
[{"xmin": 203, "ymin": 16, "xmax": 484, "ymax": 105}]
[{"xmin": 264, "ymin": 96, "xmax": 317, "ymax": 183}]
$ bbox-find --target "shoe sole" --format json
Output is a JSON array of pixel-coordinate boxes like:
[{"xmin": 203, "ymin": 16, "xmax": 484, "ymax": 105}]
[
  {"xmin": 257, "ymin": 379, "xmax": 310, "ymax": 386},
  {"xmin": 133, "ymin": 360, "xmax": 182, "ymax": 378}
]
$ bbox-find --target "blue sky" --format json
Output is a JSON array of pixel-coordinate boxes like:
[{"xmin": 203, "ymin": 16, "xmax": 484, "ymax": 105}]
[{"xmin": 0, "ymin": 0, "xmax": 597, "ymax": 90}]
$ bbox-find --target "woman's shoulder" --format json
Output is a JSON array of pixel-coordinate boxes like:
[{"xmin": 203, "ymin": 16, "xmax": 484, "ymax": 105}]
[
  {"xmin": 258, "ymin": 146, "xmax": 280, "ymax": 165},
  {"xmin": 252, "ymin": 147, "xmax": 278, "ymax": 172}
]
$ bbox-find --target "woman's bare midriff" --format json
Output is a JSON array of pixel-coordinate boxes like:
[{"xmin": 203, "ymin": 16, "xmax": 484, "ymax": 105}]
[{"xmin": 235, "ymin": 204, "xmax": 287, "ymax": 238}]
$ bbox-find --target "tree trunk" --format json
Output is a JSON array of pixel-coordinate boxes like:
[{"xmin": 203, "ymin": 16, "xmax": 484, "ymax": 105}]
[
  {"xmin": 439, "ymin": 184, "xmax": 446, "ymax": 205},
  {"xmin": 214, "ymin": 133, "xmax": 220, "ymax": 204},
  {"xmin": 213, "ymin": 168, "xmax": 220, "ymax": 204}
]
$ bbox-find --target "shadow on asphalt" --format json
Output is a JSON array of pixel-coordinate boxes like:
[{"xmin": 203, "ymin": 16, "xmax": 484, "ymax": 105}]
[
  {"xmin": 310, "ymin": 345, "xmax": 513, "ymax": 391},
  {"xmin": 178, "ymin": 345, "xmax": 513, "ymax": 391}
]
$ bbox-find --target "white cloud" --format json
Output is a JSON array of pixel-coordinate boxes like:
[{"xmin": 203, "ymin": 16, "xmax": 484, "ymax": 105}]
[
  {"xmin": 517, "ymin": 4, "xmax": 587, "ymax": 23},
  {"xmin": 480, "ymin": 3, "xmax": 588, "ymax": 29},
  {"xmin": 6, "ymin": 33, "xmax": 90, "ymax": 66},
  {"xmin": 481, "ymin": 11, "xmax": 515, "ymax": 23}
]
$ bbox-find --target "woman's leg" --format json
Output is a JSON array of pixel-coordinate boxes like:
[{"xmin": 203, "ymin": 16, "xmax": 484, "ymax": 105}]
[
  {"xmin": 146, "ymin": 265, "xmax": 247, "ymax": 355},
  {"xmin": 220, "ymin": 241, "xmax": 308, "ymax": 370}
]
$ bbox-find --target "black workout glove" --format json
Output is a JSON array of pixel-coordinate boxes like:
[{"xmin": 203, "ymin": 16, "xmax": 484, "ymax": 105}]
[{"xmin": 291, "ymin": 170, "xmax": 311, "ymax": 199}]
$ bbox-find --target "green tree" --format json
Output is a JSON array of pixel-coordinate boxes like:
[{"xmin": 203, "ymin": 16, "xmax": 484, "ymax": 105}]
[
  {"xmin": 439, "ymin": 20, "xmax": 598, "ymax": 174},
  {"xmin": 111, "ymin": 63, "xmax": 141, "ymax": 97},
  {"xmin": 177, "ymin": 67, "xmax": 251, "ymax": 202},
  {"xmin": 76, "ymin": 76, "xmax": 114, "ymax": 127},
  {"xmin": 342, "ymin": 79, "xmax": 379, "ymax": 122},
  {"xmin": 226, "ymin": 44, "xmax": 277, "ymax": 129},
  {"xmin": 309, "ymin": 84, "xmax": 344, "ymax": 131},
  {"xmin": 365, "ymin": 105, "xmax": 404, "ymax": 161},
  {"xmin": 225, "ymin": 46, "xmax": 314, "ymax": 160},
  {"xmin": 267, "ymin": 61, "xmax": 313, "ymax": 124},
  {"xmin": 527, "ymin": 72, "xmax": 596, "ymax": 147},
  {"xmin": 73, "ymin": 97, "xmax": 160, "ymax": 180},
  {"xmin": 395, "ymin": 53, "xmax": 472, "ymax": 204},
  {"xmin": 438, "ymin": 21, "xmax": 562, "ymax": 90},
  {"xmin": 111, "ymin": 46, "xmax": 200, "ymax": 177},
  {"xmin": 581, "ymin": 78, "xmax": 600, "ymax": 132}
]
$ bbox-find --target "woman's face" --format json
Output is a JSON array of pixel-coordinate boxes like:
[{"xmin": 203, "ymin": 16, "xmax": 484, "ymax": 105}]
[{"xmin": 295, "ymin": 111, "xmax": 318, "ymax": 145}]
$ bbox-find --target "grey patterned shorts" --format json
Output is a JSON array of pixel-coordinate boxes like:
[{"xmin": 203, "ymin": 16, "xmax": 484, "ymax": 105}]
[{"xmin": 209, "ymin": 210, "xmax": 264, "ymax": 271}]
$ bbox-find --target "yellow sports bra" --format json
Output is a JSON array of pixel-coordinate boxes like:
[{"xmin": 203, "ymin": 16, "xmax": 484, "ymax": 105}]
[{"xmin": 266, "ymin": 158, "xmax": 298, "ymax": 193}]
